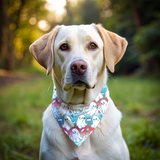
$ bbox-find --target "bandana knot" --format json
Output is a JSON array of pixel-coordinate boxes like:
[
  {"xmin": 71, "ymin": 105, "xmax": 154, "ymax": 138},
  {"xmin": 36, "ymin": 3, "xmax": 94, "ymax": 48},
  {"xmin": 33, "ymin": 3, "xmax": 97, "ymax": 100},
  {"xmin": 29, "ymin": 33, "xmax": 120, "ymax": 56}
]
[{"xmin": 52, "ymin": 85, "xmax": 109, "ymax": 146}]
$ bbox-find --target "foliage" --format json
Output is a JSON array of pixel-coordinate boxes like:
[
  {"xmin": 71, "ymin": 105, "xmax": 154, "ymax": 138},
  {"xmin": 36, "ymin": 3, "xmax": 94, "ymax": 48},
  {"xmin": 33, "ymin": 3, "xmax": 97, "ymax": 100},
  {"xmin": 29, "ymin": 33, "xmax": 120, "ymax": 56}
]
[
  {"xmin": 13, "ymin": 0, "xmax": 49, "ymax": 65},
  {"xmin": 0, "ymin": 74, "xmax": 160, "ymax": 159},
  {"xmin": 134, "ymin": 22, "xmax": 160, "ymax": 73},
  {"xmin": 1, "ymin": 0, "xmax": 160, "ymax": 74},
  {"xmin": 99, "ymin": 0, "xmax": 160, "ymax": 74},
  {"xmin": 0, "ymin": 0, "xmax": 49, "ymax": 69}
]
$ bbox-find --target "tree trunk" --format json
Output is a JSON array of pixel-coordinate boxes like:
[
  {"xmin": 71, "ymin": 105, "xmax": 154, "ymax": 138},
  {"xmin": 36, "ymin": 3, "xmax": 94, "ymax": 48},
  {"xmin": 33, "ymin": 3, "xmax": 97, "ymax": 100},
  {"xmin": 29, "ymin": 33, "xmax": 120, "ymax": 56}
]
[
  {"xmin": 2, "ymin": 28, "xmax": 14, "ymax": 70},
  {"xmin": 0, "ymin": 0, "xmax": 3, "ymax": 53},
  {"xmin": 0, "ymin": 0, "xmax": 14, "ymax": 70},
  {"xmin": 130, "ymin": 0, "xmax": 141, "ymax": 29}
]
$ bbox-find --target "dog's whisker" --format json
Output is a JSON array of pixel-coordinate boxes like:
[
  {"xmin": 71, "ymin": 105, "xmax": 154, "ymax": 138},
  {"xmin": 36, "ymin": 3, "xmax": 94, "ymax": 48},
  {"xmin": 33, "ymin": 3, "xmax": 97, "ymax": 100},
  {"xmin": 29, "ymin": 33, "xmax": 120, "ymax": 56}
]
[{"xmin": 47, "ymin": 82, "xmax": 53, "ymax": 93}]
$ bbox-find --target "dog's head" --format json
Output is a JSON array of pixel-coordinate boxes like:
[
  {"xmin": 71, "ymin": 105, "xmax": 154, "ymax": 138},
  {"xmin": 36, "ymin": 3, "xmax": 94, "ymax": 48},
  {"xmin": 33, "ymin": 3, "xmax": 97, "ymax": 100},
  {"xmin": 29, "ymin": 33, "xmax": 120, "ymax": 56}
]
[{"xmin": 29, "ymin": 24, "xmax": 127, "ymax": 91}]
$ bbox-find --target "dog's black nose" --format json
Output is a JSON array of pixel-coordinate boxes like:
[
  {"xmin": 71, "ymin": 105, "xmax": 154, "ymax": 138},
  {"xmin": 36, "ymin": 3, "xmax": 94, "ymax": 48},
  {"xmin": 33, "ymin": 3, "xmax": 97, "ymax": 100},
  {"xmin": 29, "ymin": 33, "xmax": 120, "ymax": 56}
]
[{"xmin": 71, "ymin": 60, "xmax": 87, "ymax": 75}]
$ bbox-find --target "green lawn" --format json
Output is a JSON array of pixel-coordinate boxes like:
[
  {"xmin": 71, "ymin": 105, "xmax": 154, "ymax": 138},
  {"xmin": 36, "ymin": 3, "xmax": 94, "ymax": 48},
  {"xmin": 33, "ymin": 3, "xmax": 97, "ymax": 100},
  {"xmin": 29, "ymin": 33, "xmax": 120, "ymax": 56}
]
[{"xmin": 0, "ymin": 74, "xmax": 160, "ymax": 160}]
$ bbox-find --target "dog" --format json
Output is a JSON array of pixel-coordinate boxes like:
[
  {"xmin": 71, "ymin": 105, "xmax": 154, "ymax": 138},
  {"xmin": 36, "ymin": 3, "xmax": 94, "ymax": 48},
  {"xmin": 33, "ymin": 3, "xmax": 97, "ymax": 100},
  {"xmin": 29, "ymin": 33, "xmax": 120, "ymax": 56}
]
[{"xmin": 29, "ymin": 24, "xmax": 130, "ymax": 160}]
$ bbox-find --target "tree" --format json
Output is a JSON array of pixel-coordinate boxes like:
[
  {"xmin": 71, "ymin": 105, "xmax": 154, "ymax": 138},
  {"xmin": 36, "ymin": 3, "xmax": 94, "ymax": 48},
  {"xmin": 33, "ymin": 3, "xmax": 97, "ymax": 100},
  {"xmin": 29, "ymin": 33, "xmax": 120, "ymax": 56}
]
[
  {"xmin": 133, "ymin": 0, "xmax": 160, "ymax": 74},
  {"xmin": 100, "ymin": 0, "xmax": 160, "ymax": 74},
  {"xmin": 0, "ymin": 0, "xmax": 18, "ymax": 70},
  {"xmin": 1, "ymin": 0, "xmax": 159, "ymax": 75},
  {"xmin": 62, "ymin": 0, "xmax": 101, "ymax": 25},
  {"xmin": 0, "ymin": 0, "xmax": 49, "ymax": 70}
]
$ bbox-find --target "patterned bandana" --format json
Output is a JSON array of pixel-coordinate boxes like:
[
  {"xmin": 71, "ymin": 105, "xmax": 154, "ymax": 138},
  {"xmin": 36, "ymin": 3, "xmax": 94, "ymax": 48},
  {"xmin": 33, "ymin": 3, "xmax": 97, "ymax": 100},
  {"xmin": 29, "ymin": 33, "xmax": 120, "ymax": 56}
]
[{"xmin": 52, "ymin": 85, "xmax": 109, "ymax": 146}]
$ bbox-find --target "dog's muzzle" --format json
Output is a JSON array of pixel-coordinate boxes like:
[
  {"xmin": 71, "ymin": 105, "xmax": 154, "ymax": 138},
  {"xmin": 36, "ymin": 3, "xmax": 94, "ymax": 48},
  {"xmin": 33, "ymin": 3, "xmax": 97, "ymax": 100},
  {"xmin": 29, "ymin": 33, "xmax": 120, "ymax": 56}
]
[
  {"xmin": 70, "ymin": 60, "xmax": 90, "ymax": 88},
  {"xmin": 63, "ymin": 60, "xmax": 95, "ymax": 90}
]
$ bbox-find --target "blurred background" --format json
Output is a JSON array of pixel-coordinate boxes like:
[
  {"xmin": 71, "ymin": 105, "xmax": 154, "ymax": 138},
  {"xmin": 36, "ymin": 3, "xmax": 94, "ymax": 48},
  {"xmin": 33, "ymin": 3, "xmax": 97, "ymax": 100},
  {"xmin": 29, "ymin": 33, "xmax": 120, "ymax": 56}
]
[
  {"xmin": 0, "ymin": 0, "xmax": 160, "ymax": 160},
  {"xmin": 0, "ymin": 0, "xmax": 160, "ymax": 75}
]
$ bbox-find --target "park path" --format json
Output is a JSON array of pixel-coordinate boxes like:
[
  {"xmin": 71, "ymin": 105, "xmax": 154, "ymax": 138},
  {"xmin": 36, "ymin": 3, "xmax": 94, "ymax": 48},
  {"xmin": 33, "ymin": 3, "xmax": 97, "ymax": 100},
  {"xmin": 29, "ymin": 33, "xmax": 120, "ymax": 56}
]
[{"xmin": 0, "ymin": 69, "xmax": 41, "ymax": 87}]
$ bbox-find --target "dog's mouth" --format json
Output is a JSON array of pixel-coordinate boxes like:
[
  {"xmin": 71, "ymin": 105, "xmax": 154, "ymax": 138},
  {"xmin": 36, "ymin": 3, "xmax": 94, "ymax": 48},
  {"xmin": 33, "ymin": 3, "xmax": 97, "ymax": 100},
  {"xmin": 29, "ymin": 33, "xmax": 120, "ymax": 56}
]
[
  {"xmin": 74, "ymin": 80, "xmax": 86, "ymax": 87},
  {"xmin": 63, "ymin": 80, "xmax": 95, "ymax": 91},
  {"xmin": 73, "ymin": 80, "xmax": 95, "ymax": 89},
  {"xmin": 63, "ymin": 74, "xmax": 96, "ymax": 91}
]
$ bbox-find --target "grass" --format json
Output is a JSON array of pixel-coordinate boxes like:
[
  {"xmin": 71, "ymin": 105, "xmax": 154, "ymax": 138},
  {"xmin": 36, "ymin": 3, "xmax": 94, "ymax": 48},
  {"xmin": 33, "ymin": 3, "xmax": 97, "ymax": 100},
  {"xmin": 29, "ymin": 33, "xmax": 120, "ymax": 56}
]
[
  {"xmin": 0, "ymin": 74, "xmax": 53, "ymax": 160},
  {"xmin": 0, "ymin": 72, "xmax": 160, "ymax": 160},
  {"xmin": 108, "ymin": 76, "xmax": 160, "ymax": 159}
]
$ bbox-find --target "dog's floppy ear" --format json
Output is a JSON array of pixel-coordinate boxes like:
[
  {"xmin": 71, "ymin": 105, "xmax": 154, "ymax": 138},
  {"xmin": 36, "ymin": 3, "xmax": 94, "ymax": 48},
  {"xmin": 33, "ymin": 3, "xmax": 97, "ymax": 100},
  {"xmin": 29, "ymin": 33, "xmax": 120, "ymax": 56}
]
[
  {"xmin": 29, "ymin": 25, "xmax": 60, "ymax": 75},
  {"xmin": 95, "ymin": 24, "xmax": 128, "ymax": 73}
]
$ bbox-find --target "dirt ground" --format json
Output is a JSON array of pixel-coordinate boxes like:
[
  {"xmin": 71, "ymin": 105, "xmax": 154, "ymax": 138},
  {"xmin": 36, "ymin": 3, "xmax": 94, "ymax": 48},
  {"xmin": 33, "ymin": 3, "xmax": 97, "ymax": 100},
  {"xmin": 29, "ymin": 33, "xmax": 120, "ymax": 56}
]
[{"xmin": 0, "ymin": 69, "xmax": 41, "ymax": 88}]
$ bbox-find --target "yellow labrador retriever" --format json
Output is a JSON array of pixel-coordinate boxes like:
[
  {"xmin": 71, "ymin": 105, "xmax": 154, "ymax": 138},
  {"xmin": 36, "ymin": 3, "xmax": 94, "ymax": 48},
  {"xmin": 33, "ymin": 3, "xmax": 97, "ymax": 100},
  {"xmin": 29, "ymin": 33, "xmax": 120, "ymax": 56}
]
[{"xmin": 29, "ymin": 24, "xmax": 130, "ymax": 160}]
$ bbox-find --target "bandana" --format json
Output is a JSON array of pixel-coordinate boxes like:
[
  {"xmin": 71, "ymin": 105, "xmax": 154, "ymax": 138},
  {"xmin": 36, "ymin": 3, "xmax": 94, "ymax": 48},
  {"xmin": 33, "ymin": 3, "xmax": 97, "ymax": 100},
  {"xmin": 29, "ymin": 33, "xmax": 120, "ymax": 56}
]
[{"xmin": 52, "ymin": 85, "xmax": 109, "ymax": 146}]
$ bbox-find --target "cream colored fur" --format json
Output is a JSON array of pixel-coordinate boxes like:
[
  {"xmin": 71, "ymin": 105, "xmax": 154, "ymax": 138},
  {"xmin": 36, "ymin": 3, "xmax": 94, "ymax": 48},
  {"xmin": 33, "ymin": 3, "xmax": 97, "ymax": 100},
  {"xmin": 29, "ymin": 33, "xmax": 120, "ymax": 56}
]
[{"xmin": 29, "ymin": 24, "xmax": 130, "ymax": 160}]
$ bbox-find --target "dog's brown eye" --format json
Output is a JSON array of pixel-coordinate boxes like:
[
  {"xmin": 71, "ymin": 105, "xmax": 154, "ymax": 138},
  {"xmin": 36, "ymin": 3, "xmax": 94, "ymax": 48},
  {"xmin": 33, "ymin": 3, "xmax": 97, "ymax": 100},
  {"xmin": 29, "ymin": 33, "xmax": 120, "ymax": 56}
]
[
  {"xmin": 89, "ymin": 42, "xmax": 97, "ymax": 50},
  {"xmin": 60, "ymin": 44, "xmax": 69, "ymax": 51}
]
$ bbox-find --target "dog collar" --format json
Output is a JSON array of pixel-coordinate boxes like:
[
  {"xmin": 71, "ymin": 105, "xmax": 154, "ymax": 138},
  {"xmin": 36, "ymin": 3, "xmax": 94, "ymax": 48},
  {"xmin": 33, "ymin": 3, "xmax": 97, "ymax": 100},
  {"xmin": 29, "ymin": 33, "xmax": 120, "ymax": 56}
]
[{"xmin": 52, "ymin": 85, "xmax": 109, "ymax": 146}]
